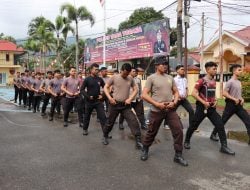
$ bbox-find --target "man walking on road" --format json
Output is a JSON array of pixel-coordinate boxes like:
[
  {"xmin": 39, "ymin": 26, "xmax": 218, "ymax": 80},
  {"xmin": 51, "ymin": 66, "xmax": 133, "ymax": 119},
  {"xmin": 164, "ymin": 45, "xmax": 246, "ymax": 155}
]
[
  {"xmin": 174, "ymin": 65, "xmax": 194, "ymax": 127},
  {"xmin": 30, "ymin": 72, "xmax": 42, "ymax": 113},
  {"xmin": 118, "ymin": 68, "xmax": 147, "ymax": 130},
  {"xmin": 140, "ymin": 55, "xmax": 188, "ymax": 167},
  {"xmin": 99, "ymin": 67, "xmax": 110, "ymax": 114},
  {"xmin": 13, "ymin": 71, "xmax": 22, "ymax": 105},
  {"xmin": 80, "ymin": 63, "xmax": 106, "ymax": 135},
  {"xmin": 40, "ymin": 71, "xmax": 53, "ymax": 116},
  {"xmin": 61, "ymin": 67, "xmax": 81, "ymax": 127},
  {"xmin": 184, "ymin": 61, "xmax": 235, "ymax": 155},
  {"xmin": 210, "ymin": 64, "xmax": 250, "ymax": 145},
  {"xmin": 48, "ymin": 70, "xmax": 64, "ymax": 121},
  {"xmin": 103, "ymin": 63, "xmax": 142, "ymax": 149},
  {"xmin": 20, "ymin": 70, "xmax": 29, "ymax": 107}
]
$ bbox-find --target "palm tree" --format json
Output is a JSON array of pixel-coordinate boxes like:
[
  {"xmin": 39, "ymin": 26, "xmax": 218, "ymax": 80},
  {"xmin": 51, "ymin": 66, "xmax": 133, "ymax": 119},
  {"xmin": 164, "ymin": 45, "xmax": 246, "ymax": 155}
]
[
  {"xmin": 27, "ymin": 16, "xmax": 56, "ymax": 72},
  {"xmin": 52, "ymin": 15, "xmax": 74, "ymax": 71},
  {"xmin": 28, "ymin": 16, "xmax": 54, "ymax": 37},
  {"xmin": 60, "ymin": 3, "xmax": 95, "ymax": 71}
]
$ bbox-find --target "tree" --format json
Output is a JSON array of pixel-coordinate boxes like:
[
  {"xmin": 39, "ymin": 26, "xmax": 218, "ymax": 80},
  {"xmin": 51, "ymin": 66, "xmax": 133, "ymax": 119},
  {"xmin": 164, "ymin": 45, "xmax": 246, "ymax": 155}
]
[
  {"xmin": 118, "ymin": 7, "xmax": 164, "ymax": 31},
  {"xmin": 106, "ymin": 27, "xmax": 117, "ymax": 35},
  {"xmin": 52, "ymin": 15, "xmax": 74, "ymax": 71},
  {"xmin": 0, "ymin": 33, "xmax": 16, "ymax": 43},
  {"xmin": 27, "ymin": 16, "xmax": 56, "ymax": 72},
  {"xmin": 60, "ymin": 39, "xmax": 85, "ymax": 72},
  {"xmin": 170, "ymin": 46, "xmax": 178, "ymax": 57},
  {"xmin": 170, "ymin": 28, "xmax": 177, "ymax": 47},
  {"xmin": 60, "ymin": 3, "xmax": 95, "ymax": 71},
  {"xmin": 28, "ymin": 16, "xmax": 54, "ymax": 37}
]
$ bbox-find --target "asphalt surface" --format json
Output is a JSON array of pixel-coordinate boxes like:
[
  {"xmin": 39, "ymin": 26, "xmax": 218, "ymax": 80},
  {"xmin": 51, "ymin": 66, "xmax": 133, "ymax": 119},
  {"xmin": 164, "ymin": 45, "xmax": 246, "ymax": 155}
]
[{"xmin": 0, "ymin": 89, "xmax": 250, "ymax": 190}]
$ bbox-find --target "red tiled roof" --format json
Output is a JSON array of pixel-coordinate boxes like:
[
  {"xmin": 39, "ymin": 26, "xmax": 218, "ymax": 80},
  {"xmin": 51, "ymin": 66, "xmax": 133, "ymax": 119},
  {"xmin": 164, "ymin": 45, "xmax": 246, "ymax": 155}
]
[
  {"xmin": 233, "ymin": 26, "xmax": 250, "ymax": 45},
  {"xmin": 188, "ymin": 52, "xmax": 200, "ymax": 63},
  {"xmin": 0, "ymin": 40, "xmax": 24, "ymax": 52},
  {"xmin": 188, "ymin": 65, "xmax": 200, "ymax": 71}
]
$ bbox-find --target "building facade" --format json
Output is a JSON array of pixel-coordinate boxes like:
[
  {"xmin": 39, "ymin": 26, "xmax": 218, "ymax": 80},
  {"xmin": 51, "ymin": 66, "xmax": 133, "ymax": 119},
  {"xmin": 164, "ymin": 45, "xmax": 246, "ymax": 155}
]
[
  {"xmin": 0, "ymin": 40, "xmax": 24, "ymax": 86},
  {"xmin": 201, "ymin": 26, "xmax": 250, "ymax": 73}
]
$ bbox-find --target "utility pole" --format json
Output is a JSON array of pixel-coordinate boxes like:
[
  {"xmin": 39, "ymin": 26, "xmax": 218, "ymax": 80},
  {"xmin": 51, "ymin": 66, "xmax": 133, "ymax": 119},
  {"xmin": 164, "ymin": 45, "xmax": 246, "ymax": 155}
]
[
  {"xmin": 184, "ymin": 0, "xmax": 190, "ymax": 76},
  {"xmin": 218, "ymin": 0, "xmax": 223, "ymax": 97},
  {"xmin": 103, "ymin": 0, "xmax": 106, "ymax": 67},
  {"xmin": 177, "ymin": 0, "xmax": 183, "ymax": 65},
  {"xmin": 200, "ymin": 12, "xmax": 205, "ymax": 73}
]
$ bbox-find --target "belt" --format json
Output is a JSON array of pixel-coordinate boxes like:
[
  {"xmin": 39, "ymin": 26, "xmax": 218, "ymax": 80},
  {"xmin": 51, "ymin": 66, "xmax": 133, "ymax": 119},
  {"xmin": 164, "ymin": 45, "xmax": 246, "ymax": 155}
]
[{"xmin": 114, "ymin": 101, "xmax": 126, "ymax": 106}]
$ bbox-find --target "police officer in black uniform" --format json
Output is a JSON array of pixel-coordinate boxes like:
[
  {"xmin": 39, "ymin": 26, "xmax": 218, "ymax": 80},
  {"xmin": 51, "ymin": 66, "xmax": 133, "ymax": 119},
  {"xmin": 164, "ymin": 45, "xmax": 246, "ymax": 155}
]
[{"xmin": 80, "ymin": 63, "xmax": 106, "ymax": 135}]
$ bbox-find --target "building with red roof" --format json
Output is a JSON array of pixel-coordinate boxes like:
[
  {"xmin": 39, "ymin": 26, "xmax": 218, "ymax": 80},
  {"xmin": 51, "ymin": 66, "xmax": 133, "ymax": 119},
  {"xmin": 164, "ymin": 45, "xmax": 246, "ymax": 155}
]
[
  {"xmin": 201, "ymin": 26, "xmax": 250, "ymax": 73},
  {"xmin": 0, "ymin": 40, "xmax": 25, "ymax": 86}
]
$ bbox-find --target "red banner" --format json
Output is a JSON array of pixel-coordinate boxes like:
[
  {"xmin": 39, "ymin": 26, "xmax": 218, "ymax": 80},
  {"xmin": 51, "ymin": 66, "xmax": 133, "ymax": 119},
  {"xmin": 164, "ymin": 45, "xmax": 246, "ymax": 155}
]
[{"xmin": 84, "ymin": 19, "xmax": 170, "ymax": 64}]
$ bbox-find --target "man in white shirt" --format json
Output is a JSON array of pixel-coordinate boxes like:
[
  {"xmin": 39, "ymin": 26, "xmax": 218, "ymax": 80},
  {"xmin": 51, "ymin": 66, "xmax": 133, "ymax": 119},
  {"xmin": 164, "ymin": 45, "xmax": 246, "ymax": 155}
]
[{"xmin": 174, "ymin": 65, "xmax": 194, "ymax": 127}]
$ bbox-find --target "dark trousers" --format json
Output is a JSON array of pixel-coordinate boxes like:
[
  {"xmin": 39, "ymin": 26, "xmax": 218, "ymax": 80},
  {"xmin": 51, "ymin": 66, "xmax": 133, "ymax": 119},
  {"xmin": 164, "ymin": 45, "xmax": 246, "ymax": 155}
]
[
  {"xmin": 212, "ymin": 99, "xmax": 250, "ymax": 135},
  {"xmin": 104, "ymin": 98, "xmax": 109, "ymax": 113},
  {"xmin": 22, "ymin": 88, "xmax": 28, "ymax": 106},
  {"xmin": 63, "ymin": 97, "xmax": 76, "ymax": 122},
  {"xmin": 14, "ymin": 86, "xmax": 22, "ymax": 103},
  {"xmin": 185, "ymin": 102, "xmax": 227, "ymax": 144},
  {"xmin": 143, "ymin": 110, "xmax": 184, "ymax": 152},
  {"xmin": 83, "ymin": 101, "xmax": 106, "ymax": 130},
  {"xmin": 164, "ymin": 98, "xmax": 194, "ymax": 127},
  {"xmin": 50, "ymin": 96, "xmax": 62, "ymax": 117},
  {"xmin": 41, "ymin": 93, "xmax": 51, "ymax": 113},
  {"xmin": 103, "ymin": 103, "xmax": 141, "ymax": 137},
  {"xmin": 119, "ymin": 100, "xmax": 146, "ymax": 126},
  {"xmin": 76, "ymin": 96, "xmax": 85, "ymax": 124},
  {"xmin": 33, "ymin": 96, "xmax": 41, "ymax": 111},
  {"xmin": 28, "ymin": 91, "xmax": 34, "ymax": 108}
]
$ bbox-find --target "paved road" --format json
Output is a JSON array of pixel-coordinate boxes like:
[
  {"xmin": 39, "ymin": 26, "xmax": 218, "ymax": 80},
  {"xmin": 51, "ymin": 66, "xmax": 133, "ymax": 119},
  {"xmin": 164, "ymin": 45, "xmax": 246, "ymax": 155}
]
[{"xmin": 0, "ymin": 95, "xmax": 250, "ymax": 190}]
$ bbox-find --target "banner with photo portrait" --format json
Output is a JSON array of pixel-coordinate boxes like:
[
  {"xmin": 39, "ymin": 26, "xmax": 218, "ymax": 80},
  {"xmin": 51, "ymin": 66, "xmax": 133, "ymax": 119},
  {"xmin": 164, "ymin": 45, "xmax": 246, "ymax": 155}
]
[{"xmin": 83, "ymin": 18, "xmax": 170, "ymax": 64}]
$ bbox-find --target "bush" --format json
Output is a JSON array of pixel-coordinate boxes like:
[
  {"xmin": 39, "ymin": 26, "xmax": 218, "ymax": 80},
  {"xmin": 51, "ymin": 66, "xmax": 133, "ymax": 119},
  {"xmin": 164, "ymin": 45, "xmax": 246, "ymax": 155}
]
[{"xmin": 239, "ymin": 72, "xmax": 250, "ymax": 102}]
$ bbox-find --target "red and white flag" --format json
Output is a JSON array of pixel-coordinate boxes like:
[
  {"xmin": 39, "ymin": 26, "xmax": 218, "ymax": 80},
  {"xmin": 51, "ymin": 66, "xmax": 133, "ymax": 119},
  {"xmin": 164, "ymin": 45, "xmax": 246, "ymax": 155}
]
[{"xmin": 100, "ymin": 0, "xmax": 105, "ymax": 7}]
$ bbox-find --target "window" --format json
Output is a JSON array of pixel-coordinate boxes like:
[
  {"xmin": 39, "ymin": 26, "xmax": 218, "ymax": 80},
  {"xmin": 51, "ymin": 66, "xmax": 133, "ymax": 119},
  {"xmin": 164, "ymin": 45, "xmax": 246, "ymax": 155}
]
[
  {"xmin": 6, "ymin": 54, "xmax": 10, "ymax": 62},
  {"xmin": 0, "ymin": 73, "xmax": 7, "ymax": 84}
]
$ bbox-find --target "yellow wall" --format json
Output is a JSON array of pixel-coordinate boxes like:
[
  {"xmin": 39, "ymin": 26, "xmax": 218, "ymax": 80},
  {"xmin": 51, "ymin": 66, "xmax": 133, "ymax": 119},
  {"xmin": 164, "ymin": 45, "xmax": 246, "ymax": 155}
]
[
  {"xmin": 0, "ymin": 52, "xmax": 14, "ymax": 66},
  {"xmin": 0, "ymin": 51, "xmax": 21, "ymax": 86},
  {"xmin": 203, "ymin": 35, "xmax": 247, "ymax": 73},
  {"xmin": 187, "ymin": 73, "xmax": 199, "ymax": 95}
]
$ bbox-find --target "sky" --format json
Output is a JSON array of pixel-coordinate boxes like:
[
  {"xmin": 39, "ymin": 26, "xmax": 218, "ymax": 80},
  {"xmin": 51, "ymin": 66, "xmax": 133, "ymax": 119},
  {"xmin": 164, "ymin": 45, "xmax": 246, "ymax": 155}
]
[{"xmin": 0, "ymin": 0, "xmax": 249, "ymax": 48}]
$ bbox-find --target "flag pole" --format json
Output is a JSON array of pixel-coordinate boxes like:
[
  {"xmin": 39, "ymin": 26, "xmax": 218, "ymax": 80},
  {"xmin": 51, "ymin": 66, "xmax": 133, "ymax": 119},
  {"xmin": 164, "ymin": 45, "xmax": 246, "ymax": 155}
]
[{"xmin": 103, "ymin": 0, "xmax": 106, "ymax": 67}]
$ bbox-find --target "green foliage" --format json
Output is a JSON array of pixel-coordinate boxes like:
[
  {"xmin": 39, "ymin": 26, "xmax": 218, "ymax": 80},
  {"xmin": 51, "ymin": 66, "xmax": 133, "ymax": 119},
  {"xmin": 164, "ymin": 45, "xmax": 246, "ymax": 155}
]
[
  {"xmin": 170, "ymin": 28, "xmax": 177, "ymax": 46},
  {"xmin": 60, "ymin": 39, "xmax": 84, "ymax": 72},
  {"xmin": 106, "ymin": 27, "xmax": 117, "ymax": 35},
  {"xmin": 27, "ymin": 16, "xmax": 56, "ymax": 53},
  {"xmin": 60, "ymin": 3, "xmax": 95, "ymax": 26},
  {"xmin": 170, "ymin": 47, "xmax": 177, "ymax": 57},
  {"xmin": 118, "ymin": 7, "xmax": 164, "ymax": 31},
  {"xmin": 0, "ymin": 33, "xmax": 16, "ymax": 43},
  {"xmin": 239, "ymin": 72, "xmax": 250, "ymax": 102}
]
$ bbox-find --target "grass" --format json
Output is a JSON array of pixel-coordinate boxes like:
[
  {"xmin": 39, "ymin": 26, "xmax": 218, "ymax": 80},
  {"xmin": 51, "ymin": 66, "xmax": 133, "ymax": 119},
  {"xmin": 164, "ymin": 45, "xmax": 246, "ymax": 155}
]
[{"xmin": 187, "ymin": 96, "xmax": 250, "ymax": 110}]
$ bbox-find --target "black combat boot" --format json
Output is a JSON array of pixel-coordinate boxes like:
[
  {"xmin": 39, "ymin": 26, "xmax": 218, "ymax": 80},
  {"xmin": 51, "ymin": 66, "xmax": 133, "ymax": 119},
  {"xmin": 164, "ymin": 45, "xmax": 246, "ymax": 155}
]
[
  {"xmin": 102, "ymin": 136, "xmax": 109, "ymax": 145},
  {"xmin": 248, "ymin": 133, "xmax": 250, "ymax": 145},
  {"xmin": 220, "ymin": 142, "xmax": 235, "ymax": 155},
  {"xmin": 184, "ymin": 140, "xmax": 191, "ymax": 149},
  {"xmin": 174, "ymin": 152, "xmax": 188, "ymax": 167},
  {"xmin": 184, "ymin": 128, "xmax": 194, "ymax": 149},
  {"xmin": 82, "ymin": 129, "xmax": 88, "ymax": 136},
  {"xmin": 140, "ymin": 146, "xmax": 149, "ymax": 161},
  {"xmin": 135, "ymin": 136, "xmax": 143, "ymax": 150},
  {"xmin": 210, "ymin": 133, "xmax": 219, "ymax": 142},
  {"xmin": 140, "ymin": 122, "xmax": 147, "ymax": 130},
  {"xmin": 119, "ymin": 123, "xmax": 124, "ymax": 130}
]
